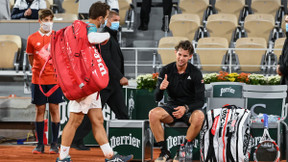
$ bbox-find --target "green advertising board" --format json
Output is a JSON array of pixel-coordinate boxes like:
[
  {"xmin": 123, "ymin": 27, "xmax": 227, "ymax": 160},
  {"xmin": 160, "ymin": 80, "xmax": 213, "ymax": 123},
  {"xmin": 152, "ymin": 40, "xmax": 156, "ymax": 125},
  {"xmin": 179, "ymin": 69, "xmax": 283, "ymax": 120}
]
[
  {"xmin": 107, "ymin": 120, "xmax": 153, "ymax": 161},
  {"xmin": 246, "ymin": 98, "xmax": 283, "ymax": 117},
  {"xmin": 125, "ymin": 88, "xmax": 158, "ymax": 120},
  {"xmin": 213, "ymin": 84, "xmax": 243, "ymax": 98}
]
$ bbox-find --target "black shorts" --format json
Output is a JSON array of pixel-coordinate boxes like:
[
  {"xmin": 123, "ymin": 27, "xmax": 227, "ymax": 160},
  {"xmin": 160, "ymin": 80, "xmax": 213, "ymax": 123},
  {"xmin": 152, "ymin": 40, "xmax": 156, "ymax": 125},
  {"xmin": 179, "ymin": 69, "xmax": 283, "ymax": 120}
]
[
  {"xmin": 31, "ymin": 84, "xmax": 64, "ymax": 105},
  {"xmin": 160, "ymin": 103, "xmax": 205, "ymax": 125}
]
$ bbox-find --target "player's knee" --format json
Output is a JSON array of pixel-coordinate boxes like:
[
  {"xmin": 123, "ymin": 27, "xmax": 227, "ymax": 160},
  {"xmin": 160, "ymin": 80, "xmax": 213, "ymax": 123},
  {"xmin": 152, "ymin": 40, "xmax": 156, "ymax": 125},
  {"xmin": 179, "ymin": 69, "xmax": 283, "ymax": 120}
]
[
  {"xmin": 92, "ymin": 117, "xmax": 104, "ymax": 127},
  {"xmin": 68, "ymin": 116, "xmax": 83, "ymax": 128},
  {"xmin": 149, "ymin": 108, "xmax": 160, "ymax": 122},
  {"xmin": 49, "ymin": 108, "xmax": 59, "ymax": 117},
  {"xmin": 190, "ymin": 111, "xmax": 205, "ymax": 126},
  {"xmin": 36, "ymin": 108, "xmax": 45, "ymax": 116},
  {"xmin": 73, "ymin": 119, "xmax": 83, "ymax": 128}
]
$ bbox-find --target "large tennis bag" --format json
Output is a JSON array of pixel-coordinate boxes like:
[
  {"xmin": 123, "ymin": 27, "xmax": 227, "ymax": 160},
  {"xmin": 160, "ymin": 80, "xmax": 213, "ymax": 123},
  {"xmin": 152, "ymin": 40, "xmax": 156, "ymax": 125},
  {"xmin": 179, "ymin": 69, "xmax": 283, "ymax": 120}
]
[
  {"xmin": 200, "ymin": 105, "xmax": 252, "ymax": 162},
  {"xmin": 40, "ymin": 20, "xmax": 109, "ymax": 100}
]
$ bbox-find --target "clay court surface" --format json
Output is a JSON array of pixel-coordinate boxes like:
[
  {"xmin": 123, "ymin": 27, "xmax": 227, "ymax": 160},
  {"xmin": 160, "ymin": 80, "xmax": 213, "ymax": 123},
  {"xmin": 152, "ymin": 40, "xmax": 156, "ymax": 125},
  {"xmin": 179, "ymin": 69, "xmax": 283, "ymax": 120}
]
[
  {"xmin": 0, "ymin": 145, "xmax": 286, "ymax": 162},
  {"xmin": 0, "ymin": 145, "xmax": 161, "ymax": 162}
]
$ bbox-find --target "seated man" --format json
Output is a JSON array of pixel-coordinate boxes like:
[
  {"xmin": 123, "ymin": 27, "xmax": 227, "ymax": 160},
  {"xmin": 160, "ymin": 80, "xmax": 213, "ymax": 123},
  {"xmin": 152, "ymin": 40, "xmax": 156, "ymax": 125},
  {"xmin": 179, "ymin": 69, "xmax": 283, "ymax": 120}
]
[
  {"xmin": 11, "ymin": 0, "xmax": 46, "ymax": 19},
  {"xmin": 149, "ymin": 40, "xmax": 205, "ymax": 161}
]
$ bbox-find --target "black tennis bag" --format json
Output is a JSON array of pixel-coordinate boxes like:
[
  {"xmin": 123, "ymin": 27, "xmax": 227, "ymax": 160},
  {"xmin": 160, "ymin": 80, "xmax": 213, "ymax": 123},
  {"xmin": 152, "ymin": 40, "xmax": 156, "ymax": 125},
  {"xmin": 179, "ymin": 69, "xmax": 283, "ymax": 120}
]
[{"xmin": 200, "ymin": 105, "xmax": 252, "ymax": 162}]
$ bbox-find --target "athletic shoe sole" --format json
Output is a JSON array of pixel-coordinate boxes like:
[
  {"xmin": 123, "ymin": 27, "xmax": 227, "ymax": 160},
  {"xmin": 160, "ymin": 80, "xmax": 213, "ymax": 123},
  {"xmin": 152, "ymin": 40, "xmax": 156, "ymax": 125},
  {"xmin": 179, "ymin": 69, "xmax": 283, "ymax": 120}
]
[{"xmin": 32, "ymin": 150, "xmax": 44, "ymax": 154}]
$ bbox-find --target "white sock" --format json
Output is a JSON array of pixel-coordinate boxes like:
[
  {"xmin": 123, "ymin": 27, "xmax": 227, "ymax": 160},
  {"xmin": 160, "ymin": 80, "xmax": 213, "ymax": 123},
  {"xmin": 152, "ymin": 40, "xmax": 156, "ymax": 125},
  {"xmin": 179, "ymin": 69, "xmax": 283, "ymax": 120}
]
[
  {"xmin": 59, "ymin": 145, "xmax": 70, "ymax": 160},
  {"xmin": 100, "ymin": 143, "xmax": 114, "ymax": 158}
]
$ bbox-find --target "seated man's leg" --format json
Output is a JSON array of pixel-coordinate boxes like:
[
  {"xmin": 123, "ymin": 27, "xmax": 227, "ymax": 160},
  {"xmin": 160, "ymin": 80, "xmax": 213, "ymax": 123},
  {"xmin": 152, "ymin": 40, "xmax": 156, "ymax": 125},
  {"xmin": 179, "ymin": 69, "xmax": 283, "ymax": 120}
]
[
  {"xmin": 186, "ymin": 110, "xmax": 205, "ymax": 141},
  {"xmin": 172, "ymin": 109, "xmax": 205, "ymax": 161},
  {"xmin": 149, "ymin": 107, "xmax": 174, "ymax": 161},
  {"xmin": 59, "ymin": 112, "xmax": 84, "ymax": 160}
]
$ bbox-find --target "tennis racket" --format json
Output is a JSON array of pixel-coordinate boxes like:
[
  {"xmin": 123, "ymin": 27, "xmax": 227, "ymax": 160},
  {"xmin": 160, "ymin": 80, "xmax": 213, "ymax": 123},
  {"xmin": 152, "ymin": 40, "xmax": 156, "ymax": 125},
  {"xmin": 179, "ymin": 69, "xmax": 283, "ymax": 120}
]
[{"xmin": 254, "ymin": 114, "xmax": 280, "ymax": 162}]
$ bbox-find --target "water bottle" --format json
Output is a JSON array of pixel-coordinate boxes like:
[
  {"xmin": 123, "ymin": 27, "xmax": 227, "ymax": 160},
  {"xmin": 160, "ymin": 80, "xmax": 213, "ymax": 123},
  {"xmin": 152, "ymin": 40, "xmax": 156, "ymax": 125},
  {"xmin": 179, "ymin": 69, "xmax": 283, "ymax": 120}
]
[
  {"xmin": 179, "ymin": 143, "xmax": 186, "ymax": 162},
  {"xmin": 268, "ymin": 114, "xmax": 280, "ymax": 123},
  {"xmin": 251, "ymin": 114, "xmax": 264, "ymax": 124},
  {"xmin": 186, "ymin": 140, "xmax": 193, "ymax": 162}
]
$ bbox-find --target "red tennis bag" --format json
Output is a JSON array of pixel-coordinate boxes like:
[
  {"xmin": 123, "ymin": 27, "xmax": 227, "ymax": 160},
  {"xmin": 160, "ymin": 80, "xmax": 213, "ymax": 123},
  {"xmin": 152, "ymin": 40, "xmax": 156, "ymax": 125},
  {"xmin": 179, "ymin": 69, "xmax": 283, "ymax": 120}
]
[{"xmin": 40, "ymin": 20, "xmax": 109, "ymax": 100}]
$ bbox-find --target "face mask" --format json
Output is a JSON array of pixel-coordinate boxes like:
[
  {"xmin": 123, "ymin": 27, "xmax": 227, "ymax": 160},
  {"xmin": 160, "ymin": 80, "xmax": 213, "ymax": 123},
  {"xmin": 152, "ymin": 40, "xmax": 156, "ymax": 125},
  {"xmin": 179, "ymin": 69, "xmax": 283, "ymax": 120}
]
[
  {"xmin": 41, "ymin": 22, "xmax": 53, "ymax": 32},
  {"xmin": 110, "ymin": 21, "xmax": 120, "ymax": 31},
  {"xmin": 100, "ymin": 19, "xmax": 107, "ymax": 28},
  {"xmin": 286, "ymin": 23, "xmax": 288, "ymax": 33}
]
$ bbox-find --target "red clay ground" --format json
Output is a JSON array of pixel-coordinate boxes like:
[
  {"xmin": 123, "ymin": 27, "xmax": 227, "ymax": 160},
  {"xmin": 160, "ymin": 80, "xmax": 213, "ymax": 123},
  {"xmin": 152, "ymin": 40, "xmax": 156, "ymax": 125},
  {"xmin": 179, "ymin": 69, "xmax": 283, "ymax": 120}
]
[
  {"xmin": 0, "ymin": 145, "xmax": 161, "ymax": 162},
  {"xmin": 0, "ymin": 145, "xmax": 286, "ymax": 162}
]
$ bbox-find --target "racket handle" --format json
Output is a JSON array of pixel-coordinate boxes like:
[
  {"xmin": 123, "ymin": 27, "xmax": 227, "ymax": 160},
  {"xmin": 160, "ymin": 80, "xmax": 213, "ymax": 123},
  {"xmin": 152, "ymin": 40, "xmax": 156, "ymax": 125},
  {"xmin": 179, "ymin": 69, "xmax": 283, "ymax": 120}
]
[{"xmin": 263, "ymin": 113, "xmax": 268, "ymax": 128}]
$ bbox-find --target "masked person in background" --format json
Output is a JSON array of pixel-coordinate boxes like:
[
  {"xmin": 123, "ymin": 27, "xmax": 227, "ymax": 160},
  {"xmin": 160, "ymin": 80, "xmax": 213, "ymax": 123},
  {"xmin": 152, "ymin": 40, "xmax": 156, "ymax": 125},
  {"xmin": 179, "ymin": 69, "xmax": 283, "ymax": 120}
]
[
  {"xmin": 100, "ymin": 10, "xmax": 129, "ymax": 118},
  {"xmin": 277, "ymin": 15, "xmax": 288, "ymax": 103},
  {"xmin": 11, "ymin": 0, "xmax": 47, "ymax": 19},
  {"xmin": 26, "ymin": 9, "xmax": 64, "ymax": 154}
]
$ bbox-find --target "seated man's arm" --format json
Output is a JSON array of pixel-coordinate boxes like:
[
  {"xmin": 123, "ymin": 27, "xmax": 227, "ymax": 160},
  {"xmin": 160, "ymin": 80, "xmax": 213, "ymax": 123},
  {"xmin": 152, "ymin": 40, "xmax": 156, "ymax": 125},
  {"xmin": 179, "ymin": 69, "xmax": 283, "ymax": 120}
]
[
  {"xmin": 11, "ymin": 8, "xmax": 25, "ymax": 19},
  {"xmin": 186, "ymin": 71, "xmax": 205, "ymax": 112}
]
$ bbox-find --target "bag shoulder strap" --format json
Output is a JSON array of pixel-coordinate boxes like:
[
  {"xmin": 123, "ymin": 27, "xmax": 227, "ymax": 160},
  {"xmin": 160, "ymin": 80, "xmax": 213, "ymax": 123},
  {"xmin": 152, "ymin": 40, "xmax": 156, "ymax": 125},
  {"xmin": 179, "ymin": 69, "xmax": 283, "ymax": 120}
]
[{"xmin": 39, "ymin": 54, "xmax": 59, "ymax": 97}]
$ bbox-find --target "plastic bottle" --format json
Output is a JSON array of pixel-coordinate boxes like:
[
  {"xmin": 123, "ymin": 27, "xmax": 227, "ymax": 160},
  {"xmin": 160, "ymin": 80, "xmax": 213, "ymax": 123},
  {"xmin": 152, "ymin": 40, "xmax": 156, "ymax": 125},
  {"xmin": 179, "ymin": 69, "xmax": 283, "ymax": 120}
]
[
  {"xmin": 179, "ymin": 143, "xmax": 186, "ymax": 162},
  {"xmin": 251, "ymin": 114, "xmax": 263, "ymax": 124},
  {"xmin": 268, "ymin": 115, "xmax": 280, "ymax": 123},
  {"xmin": 185, "ymin": 140, "xmax": 193, "ymax": 162}
]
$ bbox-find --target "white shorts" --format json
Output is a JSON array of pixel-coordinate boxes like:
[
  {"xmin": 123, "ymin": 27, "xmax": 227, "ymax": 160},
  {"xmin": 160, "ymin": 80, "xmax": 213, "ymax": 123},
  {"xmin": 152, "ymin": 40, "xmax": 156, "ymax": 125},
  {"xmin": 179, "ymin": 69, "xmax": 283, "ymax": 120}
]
[{"xmin": 68, "ymin": 92, "xmax": 102, "ymax": 114}]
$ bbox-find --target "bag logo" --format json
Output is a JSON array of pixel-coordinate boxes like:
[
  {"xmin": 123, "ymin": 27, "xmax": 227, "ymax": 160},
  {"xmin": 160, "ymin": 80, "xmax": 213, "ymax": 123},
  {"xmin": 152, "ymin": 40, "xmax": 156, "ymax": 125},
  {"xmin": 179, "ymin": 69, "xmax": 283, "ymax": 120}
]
[{"xmin": 91, "ymin": 47, "xmax": 107, "ymax": 76}]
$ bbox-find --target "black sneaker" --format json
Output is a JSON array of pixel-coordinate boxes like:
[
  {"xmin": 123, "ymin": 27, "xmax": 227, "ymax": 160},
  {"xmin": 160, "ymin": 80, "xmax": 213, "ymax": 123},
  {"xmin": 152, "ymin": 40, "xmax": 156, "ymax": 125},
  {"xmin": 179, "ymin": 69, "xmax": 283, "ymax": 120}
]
[
  {"xmin": 49, "ymin": 143, "xmax": 59, "ymax": 154},
  {"xmin": 105, "ymin": 152, "xmax": 133, "ymax": 162},
  {"xmin": 32, "ymin": 144, "xmax": 44, "ymax": 154},
  {"xmin": 155, "ymin": 150, "xmax": 172, "ymax": 162}
]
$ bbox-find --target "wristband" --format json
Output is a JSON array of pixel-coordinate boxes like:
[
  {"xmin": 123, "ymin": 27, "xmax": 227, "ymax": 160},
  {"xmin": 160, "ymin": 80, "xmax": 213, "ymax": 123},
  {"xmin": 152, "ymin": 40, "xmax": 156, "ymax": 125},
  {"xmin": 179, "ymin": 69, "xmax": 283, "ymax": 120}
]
[{"xmin": 184, "ymin": 105, "xmax": 189, "ymax": 113}]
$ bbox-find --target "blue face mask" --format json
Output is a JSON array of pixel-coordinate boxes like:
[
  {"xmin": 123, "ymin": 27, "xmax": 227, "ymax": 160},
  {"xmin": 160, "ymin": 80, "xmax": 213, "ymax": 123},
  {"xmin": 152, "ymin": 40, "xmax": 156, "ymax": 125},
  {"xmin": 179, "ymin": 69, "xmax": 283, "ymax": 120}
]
[
  {"xmin": 110, "ymin": 21, "xmax": 120, "ymax": 31},
  {"xmin": 100, "ymin": 19, "xmax": 107, "ymax": 28},
  {"xmin": 286, "ymin": 23, "xmax": 288, "ymax": 32}
]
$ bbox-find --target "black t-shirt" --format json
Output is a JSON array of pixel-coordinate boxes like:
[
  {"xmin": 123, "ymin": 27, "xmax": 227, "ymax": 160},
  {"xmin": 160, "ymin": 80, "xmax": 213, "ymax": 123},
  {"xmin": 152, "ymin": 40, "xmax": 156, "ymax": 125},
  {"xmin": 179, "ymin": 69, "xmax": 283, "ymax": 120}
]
[{"xmin": 155, "ymin": 62, "xmax": 205, "ymax": 112}]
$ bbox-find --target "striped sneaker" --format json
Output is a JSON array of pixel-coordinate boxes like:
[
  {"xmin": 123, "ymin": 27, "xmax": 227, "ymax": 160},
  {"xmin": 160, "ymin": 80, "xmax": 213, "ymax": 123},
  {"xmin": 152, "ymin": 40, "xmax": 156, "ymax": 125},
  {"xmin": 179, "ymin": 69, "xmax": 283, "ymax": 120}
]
[
  {"xmin": 105, "ymin": 152, "xmax": 133, "ymax": 162},
  {"xmin": 32, "ymin": 144, "xmax": 44, "ymax": 154}
]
